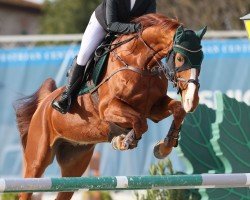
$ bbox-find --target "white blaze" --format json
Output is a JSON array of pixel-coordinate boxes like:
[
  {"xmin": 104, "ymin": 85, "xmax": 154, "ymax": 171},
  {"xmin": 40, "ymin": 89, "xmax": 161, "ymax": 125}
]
[{"xmin": 183, "ymin": 68, "xmax": 197, "ymax": 112}]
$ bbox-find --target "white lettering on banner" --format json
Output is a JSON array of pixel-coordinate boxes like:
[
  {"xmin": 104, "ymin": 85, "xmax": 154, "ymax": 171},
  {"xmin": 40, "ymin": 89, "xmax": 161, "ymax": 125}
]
[
  {"xmin": 226, "ymin": 90, "xmax": 250, "ymax": 105},
  {"xmin": 200, "ymin": 90, "xmax": 250, "ymax": 108},
  {"xmin": 223, "ymin": 44, "xmax": 250, "ymax": 54},
  {"xmin": 1, "ymin": 41, "xmax": 250, "ymax": 63},
  {"xmin": 0, "ymin": 50, "xmax": 76, "ymax": 62},
  {"xmin": 44, "ymin": 52, "xmax": 50, "ymax": 60},
  {"xmin": 243, "ymin": 91, "xmax": 250, "ymax": 104},
  {"xmin": 203, "ymin": 45, "xmax": 220, "ymax": 54},
  {"xmin": 168, "ymin": 90, "xmax": 250, "ymax": 109},
  {"xmin": 203, "ymin": 42, "xmax": 250, "ymax": 55},
  {"xmin": 199, "ymin": 91, "xmax": 214, "ymax": 108}
]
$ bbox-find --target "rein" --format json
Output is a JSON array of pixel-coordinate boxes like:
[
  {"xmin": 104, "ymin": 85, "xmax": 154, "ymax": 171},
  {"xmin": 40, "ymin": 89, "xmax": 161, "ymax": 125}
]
[
  {"xmin": 90, "ymin": 65, "xmax": 160, "ymax": 94},
  {"xmin": 91, "ymin": 31, "xmax": 200, "ymax": 95},
  {"xmin": 90, "ymin": 33, "xmax": 163, "ymax": 94},
  {"xmin": 95, "ymin": 34, "xmax": 139, "ymax": 58}
]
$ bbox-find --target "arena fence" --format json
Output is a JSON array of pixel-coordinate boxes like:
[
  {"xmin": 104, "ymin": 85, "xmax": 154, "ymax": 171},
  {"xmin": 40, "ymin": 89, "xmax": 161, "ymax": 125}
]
[{"xmin": 0, "ymin": 173, "xmax": 249, "ymax": 193}]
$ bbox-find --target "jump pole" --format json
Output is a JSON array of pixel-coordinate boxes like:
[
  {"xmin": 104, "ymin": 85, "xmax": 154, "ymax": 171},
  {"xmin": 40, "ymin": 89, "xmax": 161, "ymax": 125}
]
[{"xmin": 0, "ymin": 173, "xmax": 250, "ymax": 193}]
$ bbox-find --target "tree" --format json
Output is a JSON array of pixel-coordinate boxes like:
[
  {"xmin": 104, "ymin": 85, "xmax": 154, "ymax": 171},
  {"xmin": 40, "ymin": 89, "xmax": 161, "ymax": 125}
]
[
  {"xmin": 157, "ymin": 0, "xmax": 250, "ymax": 30},
  {"xmin": 41, "ymin": 0, "xmax": 101, "ymax": 34},
  {"xmin": 40, "ymin": 0, "xmax": 250, "ymax": 33}
]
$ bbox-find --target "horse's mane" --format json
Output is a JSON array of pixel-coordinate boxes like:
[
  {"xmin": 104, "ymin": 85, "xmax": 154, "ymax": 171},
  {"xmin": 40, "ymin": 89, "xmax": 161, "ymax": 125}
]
[
  {"xmin": 133, "ymin": 13, "xmax": 180, "ymax": 32},
  {"xmin": 114, "ymin": 14, "xmax": 181, "ymax": 57}
]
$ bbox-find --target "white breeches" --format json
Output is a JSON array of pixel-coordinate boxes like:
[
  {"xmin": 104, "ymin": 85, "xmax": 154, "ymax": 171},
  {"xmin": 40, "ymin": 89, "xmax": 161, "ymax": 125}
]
[{"xmin": 76, "ymin": 12, "xmax": 107, "ymax": 66}]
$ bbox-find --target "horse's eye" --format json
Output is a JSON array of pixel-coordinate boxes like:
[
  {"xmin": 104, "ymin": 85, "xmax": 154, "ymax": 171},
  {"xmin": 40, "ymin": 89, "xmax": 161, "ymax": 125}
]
[
  {"xmin": 177, "ymin": 56, "xmax": 184, "ymax": 63},
  {"xmin": 175, "ymin": 54, "xmax": 185, "ymax": 67}
]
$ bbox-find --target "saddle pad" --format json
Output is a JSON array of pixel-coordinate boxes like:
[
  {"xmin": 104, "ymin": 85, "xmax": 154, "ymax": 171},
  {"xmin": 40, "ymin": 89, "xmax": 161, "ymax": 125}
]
[{"xmin": 78, "ymin": 53, "xmax": 109, "ymax": 96}]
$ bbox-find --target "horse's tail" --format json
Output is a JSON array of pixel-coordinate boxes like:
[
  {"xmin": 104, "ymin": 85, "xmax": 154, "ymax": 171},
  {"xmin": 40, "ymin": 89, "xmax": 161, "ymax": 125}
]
[{"xmin": 14, "ymin": 78, "xmax": 57, "ymax": 150}]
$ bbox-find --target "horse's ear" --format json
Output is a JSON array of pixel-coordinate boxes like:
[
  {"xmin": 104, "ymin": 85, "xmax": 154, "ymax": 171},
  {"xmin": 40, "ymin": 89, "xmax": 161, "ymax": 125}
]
[
  {"xmin": 196, "ymin": 26, "xmax": 207, "ymax": 40},
  {"xmin": 174, "ymin": 25, "xmax": 185, "ymax": 44}
]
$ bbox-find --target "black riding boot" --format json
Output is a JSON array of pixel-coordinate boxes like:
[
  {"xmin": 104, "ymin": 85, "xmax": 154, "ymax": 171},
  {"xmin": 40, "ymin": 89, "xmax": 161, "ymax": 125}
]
[{"xmin": 52, "ymin": 58, "xmax": 86, "ymax": 114}]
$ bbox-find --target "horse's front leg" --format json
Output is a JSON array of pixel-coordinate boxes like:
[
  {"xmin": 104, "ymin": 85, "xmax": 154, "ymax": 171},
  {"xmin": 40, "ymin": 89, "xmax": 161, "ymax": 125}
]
[
  {"xmin": 104, "ymin": 98, "xmax": 148, "ymax": 150},
  {"xmin": 149, "ymin": 95, "xmax": 186, "ymax": 159}
]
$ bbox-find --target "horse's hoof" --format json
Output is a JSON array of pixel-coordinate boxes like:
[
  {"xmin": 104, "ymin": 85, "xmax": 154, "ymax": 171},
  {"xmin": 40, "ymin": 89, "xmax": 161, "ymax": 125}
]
[
  {"xmin": 111, "ymin": 135, "xmax": 128, "ymax": 151},
  {"xmin": 153, "ymin": 140, "xmax": 173, "ymax": 159}
]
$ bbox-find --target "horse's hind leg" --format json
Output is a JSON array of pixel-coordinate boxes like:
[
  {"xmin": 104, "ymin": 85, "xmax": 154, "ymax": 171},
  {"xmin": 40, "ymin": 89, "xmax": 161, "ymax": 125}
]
[
  {"xmin": 55, "ymin": 142, "xmax": 95, "ymax": 200},
  {"xmin": 19, "ymin": 141, "xmax": 51, "ymax": 200},
  {"xmin": 19, "ymin": 122, "xmax": 53, "ymax": 200}
]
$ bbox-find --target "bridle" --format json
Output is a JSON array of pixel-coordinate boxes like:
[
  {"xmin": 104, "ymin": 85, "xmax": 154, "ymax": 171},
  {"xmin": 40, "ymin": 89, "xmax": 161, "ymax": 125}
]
[
  {"xmin": 137, "ymin": 33, "xmax": 200, "ymax": 93},
  {"xmin": 90, "ymin": 32, "xmax": 200, "ymax": 94}
]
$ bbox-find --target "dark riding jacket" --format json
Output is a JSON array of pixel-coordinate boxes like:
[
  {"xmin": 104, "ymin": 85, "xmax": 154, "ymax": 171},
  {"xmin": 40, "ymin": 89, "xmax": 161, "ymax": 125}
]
[{"xmin": 95, "ymin": 0, "xmax": 156, "ymax": 34}]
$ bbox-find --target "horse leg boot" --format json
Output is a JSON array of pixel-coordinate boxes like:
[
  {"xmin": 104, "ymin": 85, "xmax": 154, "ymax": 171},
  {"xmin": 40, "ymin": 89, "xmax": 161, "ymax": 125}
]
[
  {"xmin": 154, "ymin": 121, "xmax": 181, "ymax": 159},
  {"xmin": 52, "ymin": 57, "xmax": 86, "ymax": 114},
  {"xmin": 153, "ymin": 101, "xmax": 186, "ymax": 159}
]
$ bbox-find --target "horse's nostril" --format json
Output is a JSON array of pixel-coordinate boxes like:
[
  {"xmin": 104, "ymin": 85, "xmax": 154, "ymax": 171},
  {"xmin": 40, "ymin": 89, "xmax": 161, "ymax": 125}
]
[{"xmin": 186, "ymin": 99, "xmax": 191, "ymax": 105}]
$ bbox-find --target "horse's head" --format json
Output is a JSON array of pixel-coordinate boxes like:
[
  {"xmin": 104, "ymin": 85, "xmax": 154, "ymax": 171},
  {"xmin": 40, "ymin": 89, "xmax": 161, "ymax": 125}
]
[{"xmin": 163, "ymin": 25, "xmax": 207, "ymax": 113}]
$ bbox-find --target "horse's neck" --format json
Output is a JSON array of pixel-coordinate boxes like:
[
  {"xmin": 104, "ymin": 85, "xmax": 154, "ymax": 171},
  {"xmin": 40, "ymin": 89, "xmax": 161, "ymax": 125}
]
[{"xmin": 120, "ymin": 29, "xmax": 175, "ymax": 69}]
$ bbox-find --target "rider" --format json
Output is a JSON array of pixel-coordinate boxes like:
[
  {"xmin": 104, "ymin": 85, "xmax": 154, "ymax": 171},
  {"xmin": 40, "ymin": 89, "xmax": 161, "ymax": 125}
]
[{"xmin": 52, "ymin": 0, "xmax": 156, "ymax": 114}]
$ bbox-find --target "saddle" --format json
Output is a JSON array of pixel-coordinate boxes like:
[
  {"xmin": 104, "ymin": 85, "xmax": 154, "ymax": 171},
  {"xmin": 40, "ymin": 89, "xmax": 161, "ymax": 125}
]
[{"xmin": 78, "ymin": 34, "xmax": 116, "ymax": 96}]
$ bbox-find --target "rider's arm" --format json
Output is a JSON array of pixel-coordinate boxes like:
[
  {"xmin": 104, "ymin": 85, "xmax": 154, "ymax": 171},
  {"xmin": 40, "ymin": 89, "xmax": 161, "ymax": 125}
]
[
  {"xmin": 106, "ymin": 0, "xmax": 141, "ymax": 34},
  {"xmin": 145, "ymin": 0, "xmax": 156, "ymax": 14}
]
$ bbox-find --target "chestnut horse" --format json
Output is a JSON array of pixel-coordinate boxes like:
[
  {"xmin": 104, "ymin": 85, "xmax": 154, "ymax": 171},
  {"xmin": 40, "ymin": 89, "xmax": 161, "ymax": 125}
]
[{"xmin": 14, "ymin": 14, "xmax": 206, "ymax": 200}]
